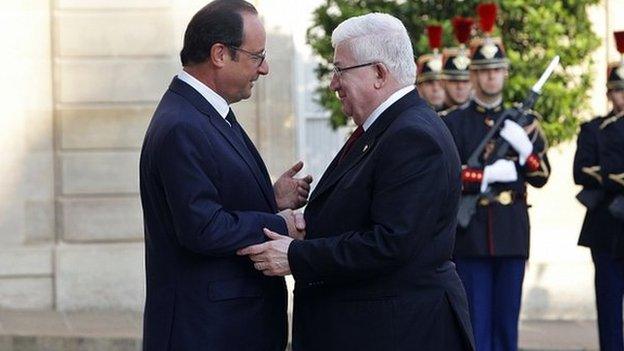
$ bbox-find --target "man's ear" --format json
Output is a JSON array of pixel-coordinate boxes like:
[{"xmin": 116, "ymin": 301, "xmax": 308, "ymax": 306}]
[
  {"xmin": 374, "ymin": 63, "xmax": 390, "ymax": 89},
  {"xmin": 210, "ymin": 43, "xmax": 229, "ymax": 68}
]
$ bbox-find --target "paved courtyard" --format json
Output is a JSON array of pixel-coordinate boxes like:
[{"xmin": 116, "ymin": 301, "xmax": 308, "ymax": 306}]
[{"xmin": 0, "ymin": 310, "xmax": 601, "ymax": 351}]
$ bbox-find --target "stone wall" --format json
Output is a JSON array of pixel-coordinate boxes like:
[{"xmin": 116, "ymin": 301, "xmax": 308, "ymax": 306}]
[
  {"xmin": 52, "ymin": 0, "xmax": 177, "ymax": 311},
  {"xmin": 0, "ymin": 0, "xmax": 55, "ymax": 310}
]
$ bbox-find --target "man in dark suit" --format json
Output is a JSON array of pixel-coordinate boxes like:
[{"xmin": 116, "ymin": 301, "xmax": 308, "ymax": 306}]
[
  {"xmin": 239, "ymin": 13, "xmax": 475, "ymax": 351},
  {"xmin": 139, "ymin": 1, "xmax": 311, "ymax": 350}
]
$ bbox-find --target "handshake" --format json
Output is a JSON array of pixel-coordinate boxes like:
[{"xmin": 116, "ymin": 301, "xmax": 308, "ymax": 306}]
[
  {"xmin": 277, "ymin": 209, "xmax": 306, "ymax": 240},
  {"xmin": 235, "ymin": 162, "xmax": 309, "ymax": 277}
]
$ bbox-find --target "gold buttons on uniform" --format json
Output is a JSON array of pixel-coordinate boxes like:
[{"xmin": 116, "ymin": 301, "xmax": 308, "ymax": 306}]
[
  {"xmin": 478, "ymin": 191, "xmax": 514, "ymax": 206},
  {"xmin": 498, "ymin": 191, "xmax": 513, "ymax": 205}
]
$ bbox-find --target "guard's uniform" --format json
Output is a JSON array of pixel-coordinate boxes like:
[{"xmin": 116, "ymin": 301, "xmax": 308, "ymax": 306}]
[
  {"xmin": 577, "ymin": 30, "xmax": 624, "ymax": 351},
  {"xmin": 443, "ymin": 11, "xmax": 551, "ymax": 350},
  {"xmin": 445, "ymin": 101, "xmax": 550, "ymax": 257},
  {"xmin": 575, "ymin": 113, "xmax": 622, "ymax": 253},
  {"xmin": 591, "ymin": 111, "xmax": 624, "ymax": 351},
  {"xmin": 445, "ymin": 98, "xmax": 550, "ymax": 351}
]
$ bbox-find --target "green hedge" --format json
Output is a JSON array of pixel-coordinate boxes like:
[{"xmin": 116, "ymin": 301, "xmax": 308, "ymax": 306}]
[{"xmin": 307, "ymin": 0, "xmax": 601, "ymax": 145}]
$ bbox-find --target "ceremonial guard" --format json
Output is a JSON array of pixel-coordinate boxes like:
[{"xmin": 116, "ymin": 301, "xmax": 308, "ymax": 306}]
[
  {"xmin": 443, "ymin": 4, "xmax": 551, "ymax": 351},
  {"xmin": 439, "ymin": 16, "xmax": 474, "ymax": 117},
  {"xmin": 576, "ymin": 31, "xmax": 624, "ymax": 351},
  {"xmin": 416, "ymin": 24, "xmax": 446, "ymax": 112}
]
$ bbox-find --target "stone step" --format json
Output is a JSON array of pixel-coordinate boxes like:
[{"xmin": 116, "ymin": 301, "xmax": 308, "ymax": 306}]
[
  {"xmin": 0, "ymin": 335, "xmax": 140, "ymax": 351},
  {"xmin": 0, "ymin": 310, "xmax": 141, "ymax": 351}
]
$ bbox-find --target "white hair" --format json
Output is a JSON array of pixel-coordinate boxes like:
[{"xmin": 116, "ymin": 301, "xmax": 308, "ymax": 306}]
[{"xmin": 331, "ymin": 13, "xmax": 416, "ymax": 86}]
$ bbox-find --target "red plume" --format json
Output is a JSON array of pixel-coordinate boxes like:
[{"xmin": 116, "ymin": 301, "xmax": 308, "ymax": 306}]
[
  {"xmin": 426, "ymin": 24, "xmax": 443, "ymax": 50},
  {"xmin": 452, "ymin": 16, "xmax": 474, "ymax": 45},
  {"xmin": 615, "ymin": 31, "xmax": 624, "ymax": 54},
  {"xmin": 477, "ymin": 3, "xmax": 497, "ymax": 34}
]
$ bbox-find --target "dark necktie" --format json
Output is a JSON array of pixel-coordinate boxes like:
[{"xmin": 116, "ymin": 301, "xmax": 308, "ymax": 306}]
[
  {"xmin": 338, "ymin": 126, "xmax": 364, "ymax": 163},
  {"xmin": 224, "ymin": 109, "xmax": 276, "ymax": 210},
  {"xmin": 225, "ymin": 109, "xmax": 246, "ymax": 143},
  {"xmin": 225, "ymin": 109, "xmax": 237, "ymax": 128},
  {"xmin": 225, "ymin": 109, "xmax": 263, "ymax": 169},
  {"xmin": 225, "ymin": 109, "xmax": 236, "ymax": 125}
]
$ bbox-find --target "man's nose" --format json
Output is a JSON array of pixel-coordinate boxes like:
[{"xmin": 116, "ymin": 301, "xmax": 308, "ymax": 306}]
[{"xmin": 258, "ymin": 59, "xmax": 269, "ymax": 75}]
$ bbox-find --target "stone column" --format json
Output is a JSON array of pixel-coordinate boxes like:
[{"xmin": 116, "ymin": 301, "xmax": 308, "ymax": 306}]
[
  {"xmin": 52, "ymin": 0, "xmax": 179, "ymax": 310},
  {"xmin": 0, "ymin": 0, "xmax": 55, "ymax": 309}
]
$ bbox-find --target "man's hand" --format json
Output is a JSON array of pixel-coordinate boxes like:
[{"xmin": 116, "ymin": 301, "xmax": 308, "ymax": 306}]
[
  {"xmin": 481, "ymin": 159, "xmax": 518, "ymax": 192},
  {"xmin": 500, "ymin": 120, "xmax": 533, "ymax": 165},
  {"xmin": 277, "ymin": 209, "xmax": 306, "ymax": 240},
  {"xmin": 274, "ymin": 161, "xmax": 313, "ymax": 210},
  {"xmin": 237, "ymin": 229, "xmax": 293, "ymax": 276}
]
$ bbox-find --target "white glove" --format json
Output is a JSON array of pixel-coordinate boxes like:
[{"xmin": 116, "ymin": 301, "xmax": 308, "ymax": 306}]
[
  {"xmin": 500, "ymin": 120, "xmax": 533, "ymax": 165},
  {"xmin": 481, "ymin": 159, "xmax": 518, "ymax": 192}
]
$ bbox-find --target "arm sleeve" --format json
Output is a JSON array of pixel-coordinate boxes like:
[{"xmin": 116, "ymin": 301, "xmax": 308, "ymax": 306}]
[
  {"xmin": 601, "ymin": 122, "xmax": 624, "ymax": 194},
  {"xmin": 573, "ymin": 122, "xmax": 603, "ymax": 188},
  {"xmin": 157, "ymin": 123, "xmax": 287, "ymax": 257},
  {"xmin": 518, "ymin": 120, "xmax": 551, "ymax": 188}
]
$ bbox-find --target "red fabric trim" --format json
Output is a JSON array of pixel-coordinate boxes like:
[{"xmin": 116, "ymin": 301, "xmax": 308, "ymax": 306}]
[
  {"xmin": 461, "ymin": 168, "xmax": 484, "ymax": 184},
  {"xmin": 477, "ymin": 3, "xmax": 497, "ymax": 34},
  {"xmin": 525, "ymin": 153, "xmax": 541, "ymax": 172},
  {"xmin": 426, "ymin": 25, "xmax": 443, "ymax": 50},
  {"xmin": 487, "ymin": 206, "xmax": 495, "ymax": 255}
]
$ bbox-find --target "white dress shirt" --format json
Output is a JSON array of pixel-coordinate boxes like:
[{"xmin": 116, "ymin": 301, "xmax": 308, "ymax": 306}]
[{"xmin": 177, "ymin": 70, "xmax": 231, "ymax": 124}]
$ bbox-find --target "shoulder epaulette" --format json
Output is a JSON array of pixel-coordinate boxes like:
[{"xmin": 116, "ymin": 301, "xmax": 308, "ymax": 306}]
[
  {"xmin": 438, "ymin": 105, "xmax": 458, "ymax": 118},
  {"xmin": 600, "ymin": 111, "xmax": 624, "ymax": 130},
  {"xmin": 525, "ymin": 108, "xmax": 544, "ymax": 121},
  {"xmin": 580, "ymin": 116, "xmax": 603, "ymax": 129}
]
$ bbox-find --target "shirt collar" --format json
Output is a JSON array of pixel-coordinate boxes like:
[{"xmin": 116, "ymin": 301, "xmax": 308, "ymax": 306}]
[
  {"xmin": 362, "ymin": 85, "xmax": 415, "ymax": 131},
  {"xmin": 177, "ymin": 70, "xmax": 230, "ymax": 119},
  {"xmin": 473, "ymin": 95, "xmax": 503, "ymax": 112}
]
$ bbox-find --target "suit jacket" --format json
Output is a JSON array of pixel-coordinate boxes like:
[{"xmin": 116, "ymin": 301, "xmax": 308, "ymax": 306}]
[
  {"xmin": 140, "ymin": 77, "xmax": 288, "ymax": 351},
  {"xmin": 288, "ymin": 90, "xmax": 475, "ymax": 351},
  {"xmin": 443, "ymin": 100, "xmax": 551, "ymax": 257},
  {"xmin": 574, "ymin": 113, "xmax": 622, "ymax": 253}
]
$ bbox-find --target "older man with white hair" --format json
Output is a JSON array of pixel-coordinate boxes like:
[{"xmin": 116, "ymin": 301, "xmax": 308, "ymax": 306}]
[{"xmin": 238, "ymin": 12, "xmax": 475, "ymax": 351}]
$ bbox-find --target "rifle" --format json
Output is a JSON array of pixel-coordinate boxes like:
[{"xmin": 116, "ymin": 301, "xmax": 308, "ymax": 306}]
[{"xmin": 457, "ymin": 56, "xmax": 560, "ymax": 228}]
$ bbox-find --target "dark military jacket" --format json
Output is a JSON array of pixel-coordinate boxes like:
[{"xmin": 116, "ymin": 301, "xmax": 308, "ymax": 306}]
[
  {"xmin": 444, "ymin": 99, "xmax": 551, "ymax": 258},
  {"xmin": 599, "ymin": 111, "xmax": 624, "ymax": 256},
  {"xmin": 574, "ymin": 111, "xmax": 623, "ymax": 253},
  {"xmin": 438, "ymin": 101, "xmax": 469, "ymax": 118}
]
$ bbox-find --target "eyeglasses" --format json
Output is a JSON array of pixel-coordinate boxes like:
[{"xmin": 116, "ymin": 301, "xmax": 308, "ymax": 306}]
[
  {"xmin": 228, "ymin": 45, "xmax": 266, "ymax": 67},
  {"xmin": 332, "ymin": 62, "xmax": 378, "ymax": 78}
]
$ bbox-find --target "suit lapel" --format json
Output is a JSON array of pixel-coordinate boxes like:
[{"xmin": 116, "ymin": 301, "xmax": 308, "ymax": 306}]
[
  {"xmin": 169, "ymin": 77, "xmax": 276, "ymax": 211},
  {"xmin": 237, "ymin": 125, "xmax": 279, "ymax": 212},
  {"xmin": 309, "ymin": 132, "xmax": 377, "ymax": 203},
  {"xmin": 309, "ymin": 90, "xmax": 425, "ymax": 203}
]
